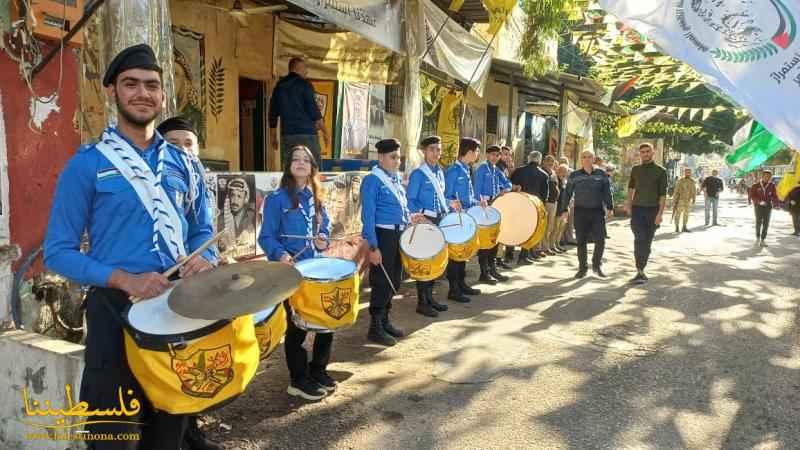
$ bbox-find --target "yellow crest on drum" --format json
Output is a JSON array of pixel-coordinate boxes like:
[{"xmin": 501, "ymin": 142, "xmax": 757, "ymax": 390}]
[
  {"xmin": 321, "ymin": 287, "xmax": 353, "ymax": 320},
  {"xmin": 171, "ymin": 345, "xmax": 234, "ymax": 398},
  {"xmin": 254, "ymin": 304, "xmax": 287, "ymax": 360},
  {"xmin": 400, "ymin": 224, "xmax": 448, "ymax": 281}
]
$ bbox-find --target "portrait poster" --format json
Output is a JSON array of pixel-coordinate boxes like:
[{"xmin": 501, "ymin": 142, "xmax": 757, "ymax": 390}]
[
  {"xmin": 341, "ymin": 82, "xmax": 370, "ymax": 159},
  {"xmin": 215, "ymin": 174, "xmax": 257, "ymax": 259},
  {"xmin": 367, "ymin": 85, "xmax": 386, "ymax": 160},
  {"xmin": 171, "ymin": 26, "xmax": 206, "ymax": 146},
  {"xmin": 310, "ymin": 80, "xmax": 335, "ymax": 160}
]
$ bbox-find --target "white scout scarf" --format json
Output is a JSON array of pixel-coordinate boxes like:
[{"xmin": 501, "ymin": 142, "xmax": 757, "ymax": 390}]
[
  {"xmin": 419, "ymin": 163, "xmax": 448, "ymax": 213},
  {"xmin": 370, "ymin": 166, "xmax": 410, "ymax": 221},
  {"xmin": 95, "ymin": 128, "xmax": 186, "ymax": 261}
]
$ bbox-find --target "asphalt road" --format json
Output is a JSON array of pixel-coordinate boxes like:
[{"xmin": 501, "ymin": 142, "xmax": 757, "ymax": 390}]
[{"xmin": 208, "ymin": 192, "xmax": 800, "ymax": 450}]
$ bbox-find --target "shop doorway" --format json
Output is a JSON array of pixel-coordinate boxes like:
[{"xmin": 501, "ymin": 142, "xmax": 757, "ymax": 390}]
[{"xmin": 239, "ymin": 77, "xmax": 267, "ymax": 171}]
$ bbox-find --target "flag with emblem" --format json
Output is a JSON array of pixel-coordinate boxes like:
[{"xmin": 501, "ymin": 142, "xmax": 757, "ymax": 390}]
[{"xmin": 483, "ymin": 0, "xmax": 516, "ymax": 35}]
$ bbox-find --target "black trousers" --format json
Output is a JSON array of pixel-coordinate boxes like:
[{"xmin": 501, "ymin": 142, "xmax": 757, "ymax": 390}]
[
  {"xmin": 83, "ymin": 288, "xmax": 187, "ymax": 450},
  {"xmin": 284, "ymin": 302, "xmax": 333, "ymax": 383},
  {"xmin": 369, "ymin": 227, "xmax": 403, "ymax": 317},
  {"xmin": 631, "ymin": 206, "xmax": 659, "ymax": 271},
  {"xmin": 791, "ymin": 207, "xmax": 800, "ymax": 234},
  {"xmin": 754, "ymin": 205, "xmax": 772, "ymax": 239},
  {"xmin": 574, "ymin": 207, "xmax": 605, "ymax": 269}
]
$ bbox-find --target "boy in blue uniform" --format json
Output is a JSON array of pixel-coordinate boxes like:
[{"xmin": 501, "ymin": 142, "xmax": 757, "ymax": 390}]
[
  {"xmin": 44, "ymin": 44, "xmax": 216, "ymax": 450},
  {"xmin": 444, "ymin": 137, "xmax": 487, "ymax": 302},
  {"xmin": 406, "ymin": 136, "xmax": 451, "ymax": 317},
  {"xmin": 361, "ymin": 139, "xmax": 423, "ymax": 346},
  {"xmin": 473, "ymin": 145, "xmax": 511, "ymax": 284}
]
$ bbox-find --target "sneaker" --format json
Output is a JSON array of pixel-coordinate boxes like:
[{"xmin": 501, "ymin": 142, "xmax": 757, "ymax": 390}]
[
  {"xmin": 517, "ymin": 257, "xmax": 532, "ymax": 266},
  {"xmin": 682, "ymin": 227, "xmax": 692, "ymax": 233},
  {"xmin": 184, "ymin": 416, "xmax": 224, "ymax": 450},
  {"xmin": 287, "ymin": 378, "xmax": 326, "ymax": 401},
  {"xmin": 447, "ymin": 291, "xmax": 471, "ymax": 303},
  {"xmin": 310, "ymin": 370, "xmax": 338, "ymax": 392}
]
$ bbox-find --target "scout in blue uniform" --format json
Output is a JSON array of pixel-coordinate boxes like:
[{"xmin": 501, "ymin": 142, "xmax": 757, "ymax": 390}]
[
  {"xmin": 444, "ymin": 137, "xmax": 486, "ymax": 302},
  {"xmin": 44, "ymin": 44, "xmax": 216, "ymax": 450},
  {"xmin": 361, "ymin": 138, "xmax": 422, "ymax": 346},
  {"xmin": 473, "ymin": 144, "xmax": 512, "ymax": 284},
  {"xmin": 406, "ymin": 136, "xmax": 451, "ymax": 317},
  {"xmin": 258, "ymin": 145, "xmax": 336, "ymax": 402},
  {"xmin": 156, "ymin": 117, "xmax": 221, "ymax": 450}
]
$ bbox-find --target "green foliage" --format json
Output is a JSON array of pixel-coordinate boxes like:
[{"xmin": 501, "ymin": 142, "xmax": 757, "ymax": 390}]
[{"xmin": 519, "ymin": 0, "xmax": 577, "ymax": 77}]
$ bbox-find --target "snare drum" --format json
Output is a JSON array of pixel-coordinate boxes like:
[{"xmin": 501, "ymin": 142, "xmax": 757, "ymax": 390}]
[
  {"xmin": 467, "ymin": 206, "xmax": 501, "ymax": 249},
  {"xmin": 123, "ymin": 286, "xmax": 259, "ymax": 415},
  {"xmin": 400, "ymin": 224, "xmax": 448, "ymax": 281},
  {"xmin": 253, "ymin": 303, "xmax": 287, "ymax": 360},
  {"xmin": 493, "ymin": 192, "xmax": 543, "ymax": 246},
  {"xmin": 289, "ymin": 257, "xmax": 359, "ymax": 332},
  {"xmin": 439, "ymin": 212, "xmax": 479, "ymax": 262}
]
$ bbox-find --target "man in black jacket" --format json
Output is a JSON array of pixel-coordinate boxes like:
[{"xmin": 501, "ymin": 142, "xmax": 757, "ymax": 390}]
[
  {"xmin": 269, "ymin": 57, "xmax": 329, "ymax": 165},
  {"xmin": 509, "ymin": 151, "xmax": 549, "ymax": 265}
]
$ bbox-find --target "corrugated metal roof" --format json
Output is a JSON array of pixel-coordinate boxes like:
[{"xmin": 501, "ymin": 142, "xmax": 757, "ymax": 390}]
[{"xmin": 430, "ymin": 0, "xmax": 490, "ymax": 25}]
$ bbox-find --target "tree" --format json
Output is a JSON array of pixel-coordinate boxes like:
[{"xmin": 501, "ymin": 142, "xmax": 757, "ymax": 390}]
[{"xmin": 519, "ymin": 0, "xmax": 577, "ymax": 77}]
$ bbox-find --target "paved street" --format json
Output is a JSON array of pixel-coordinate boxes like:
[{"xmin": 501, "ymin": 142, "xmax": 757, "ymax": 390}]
[{"xmin": 209, "ymin": 191, "xmax": 800, "ymax": 450}]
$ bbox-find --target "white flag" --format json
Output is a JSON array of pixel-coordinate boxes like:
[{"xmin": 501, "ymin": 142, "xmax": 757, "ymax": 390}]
[{"xmin": 599, "ymin": 0, "xmax": 800, "ymax": 149}]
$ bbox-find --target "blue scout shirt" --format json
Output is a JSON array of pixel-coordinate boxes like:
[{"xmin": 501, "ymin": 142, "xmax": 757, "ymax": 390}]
[
  {"xmin": 258, "ymin": 186, "xmax": 331, "ymax": 262},
  {"xmin": 44, "ymin": 129, "xmax": 216, "ymax": 287},
  {"xmin": 406, "ymin": 163, "xmax": 448, "ymax": 216},
  {"xmin": 474, "ymin": 161, "xmax": 511, "ymax": 201},
  {"xmin": 445, "ymin": 160, "xmax": 477, "ymax": 209},
  {"xmin": 360, "ymin": 167, "xmax": 410, "ymax": 247}
]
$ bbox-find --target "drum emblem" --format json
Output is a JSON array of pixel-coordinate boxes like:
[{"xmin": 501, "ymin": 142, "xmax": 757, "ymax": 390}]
[
  {"xmin": 255, "ymin": 327, "xmax": 272, "ymax": 360},
  {"xmin": 321, "ymin": 288, "xmax": 352, "ymax": 320},
  {"xmin": 171, "ymin": 345, "xmax": 234, "ymax": 398},
  {"xmin": 409, "ymin": 261, "xmax": 431, "ymax": 276}
]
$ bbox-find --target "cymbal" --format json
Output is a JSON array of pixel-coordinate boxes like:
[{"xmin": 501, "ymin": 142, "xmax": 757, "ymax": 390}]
[{"xmin": 168, "ymin": 261, "xmax": 302, "ymax": 320}]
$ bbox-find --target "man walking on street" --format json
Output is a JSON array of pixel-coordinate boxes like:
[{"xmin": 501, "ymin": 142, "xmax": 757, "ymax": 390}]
[
  {"xmin": 625, "ymin": 143, "xmax": 667, "ymax": 284},
  {"xmin": 269, "ymin": 57, "xmax": 329, "ymax": 165},
  {"xmin": 701, "ymin": 169, "xmax": 724, "ymax": 226},
  {"xmin": 672, "ymin": 167, "xmax": 697, "ymax": 232},
  {"xmin": 749, "ymin": 169, "xmax": 779, "ymax": 246},
  {"xmin": 561, "ymin": 150, "xmax": 613, "ymax": 279}
]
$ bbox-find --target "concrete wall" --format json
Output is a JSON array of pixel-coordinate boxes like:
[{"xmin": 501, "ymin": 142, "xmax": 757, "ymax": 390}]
[{"xmin": 0, "ymin": 331, "xmax": 84, "ymax": 450}]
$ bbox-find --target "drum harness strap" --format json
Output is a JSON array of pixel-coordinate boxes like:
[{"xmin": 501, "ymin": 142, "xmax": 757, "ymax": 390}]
[
  {"xmin": 370, "ymin": 166, "xmax": 410, "ymax": 224},
  {"xmin": 419, "ymin": 164, "xmax": 448, "ymax": 216}
]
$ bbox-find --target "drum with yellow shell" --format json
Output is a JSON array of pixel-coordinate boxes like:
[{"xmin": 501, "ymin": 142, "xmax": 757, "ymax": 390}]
[
  {"xmin": 520, "ymin": 195, "xmax": 548, "ymax": 250},
  {"xmin": 123, "ymin": 285, "xmax": 259, "ymax": 415},
  {"xmin": 439, "ymin": 212, "xmax": 479, "ymax": 262},
  {"xmin": 492, "ymin": 191, "xmax": 547, "ymax": 249},
  {"xmin": 400, "ymin": 223, "xmax": 448, "ymax": 281},
  {"xmin": 467, "ymin": 205, "xmax": 501, "ymax": 249},
  {"xmin": 289, "ymin": 257, "xmax": 359, "ymax": 332},
  {"xmin": 253, "ymin": 303, "xmax": 287, "ymax": 360}
]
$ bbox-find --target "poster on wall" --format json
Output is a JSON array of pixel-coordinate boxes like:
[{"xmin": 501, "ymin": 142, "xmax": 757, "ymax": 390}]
[
  {"xmin": 341, "ymin": 82, "xmax": 370, "ymax": 159},
  {"xmin": 462, "ymin": 105, "xmax": 486, "ymax": 147},
  {"xmin": 310, "ymin": 80, "xmax": 335, "ymax": 160},
  {"xmin": 367, "ymin": 85, "xmax": 386, "ymax": 160},
  {"xmin": 171, "ymin": 26, "xmax": 206, "ymax": 146},
  {"xmin": 437, "ymin": 91, "xmax": 462, "ymax": 166},
  {"xmin": 215, "ymin": 174, "xmax": 258, "ymax": 259}
]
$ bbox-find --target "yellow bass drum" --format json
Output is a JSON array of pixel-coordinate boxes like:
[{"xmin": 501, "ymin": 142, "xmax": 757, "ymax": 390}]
[{"xmin": 400, "ymin": 223, "xmax": 448, "ymax": 281}]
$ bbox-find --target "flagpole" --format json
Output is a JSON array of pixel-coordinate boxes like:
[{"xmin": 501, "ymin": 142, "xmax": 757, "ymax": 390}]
[
  {"xmin": 460, "ymin": 31, "xmax": 499, "ymax": 128},
  {"xmin": 420, "ymin": 14, "xmax": 452, "ymax": 63}
]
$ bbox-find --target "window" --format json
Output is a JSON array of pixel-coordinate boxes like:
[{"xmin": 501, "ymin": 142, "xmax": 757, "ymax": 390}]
[
  {"xmin": 385, "ymin": 84, "xmax": 404, "ymax": 115},
  {"xmin": 486, "ymin": 105, "xmax": 499, "ymax": 135}
]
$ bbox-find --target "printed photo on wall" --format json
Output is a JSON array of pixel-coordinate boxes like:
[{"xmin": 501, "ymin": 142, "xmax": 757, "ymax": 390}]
[{"xmin": 216, "ymin": 174, "xmax": 257, "ymax": 258}]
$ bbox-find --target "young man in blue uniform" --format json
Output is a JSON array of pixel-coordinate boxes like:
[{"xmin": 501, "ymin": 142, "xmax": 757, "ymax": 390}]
[
  {"xmin": 444, "ymin": 137, "xmax": 487, "ymax": 302},
  {"xmin": 44, "ymin": 44, "xmax": 216, "ymax": 450},
  {"xmin": 473, "ymin": 144, "xmax": 511, "ymax": 284},
  {"xmin": 406, "ymin": 135, "xmax": 451, "ymax": 317},
  {"xmin": 361, "ymin": 139, "xmax": 422, "ymax": 346}
]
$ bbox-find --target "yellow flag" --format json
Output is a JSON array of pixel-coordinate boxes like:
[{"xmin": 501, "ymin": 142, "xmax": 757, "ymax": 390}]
[
  {"xmin": 483, "ymin": 0, "xmax": 516, "ymax": 35},
  {"xmin": 449, "ymin": 0, "xmax": 465, "ymax": 12},
  {"xmin": 617, "ymin": 106, "xmax": 664, "ymax": 138},
  {"xmin": 777, "ymin": 151, "xmax": 800, "ymax": 200},
  {"xmin": 437, "ymin": 91, "xmax": 463, "ymax": 165}
]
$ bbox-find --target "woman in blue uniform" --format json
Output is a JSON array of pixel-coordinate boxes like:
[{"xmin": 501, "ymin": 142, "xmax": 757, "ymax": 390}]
[{"xmin": 258, "ymin": 145, "xmax": 334, "ymax": 401}]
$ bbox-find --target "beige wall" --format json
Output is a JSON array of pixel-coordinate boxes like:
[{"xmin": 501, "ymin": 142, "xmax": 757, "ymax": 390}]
[
  {"xmin": 464, "ymin": 76, "xmax": 523, "ymax": 157},
  {"xmin": 170, "ymin": 0, "xmax": 275, "ymax": 169}
]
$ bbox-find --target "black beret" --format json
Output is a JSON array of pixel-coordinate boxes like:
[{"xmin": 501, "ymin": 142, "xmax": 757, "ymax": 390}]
[
  {"xmin": 459, "ymin": 137, "xmax": 481, "ymax": 152},
  {"xmin": 157, "ymin": 117, "xmax": 196, "ymax": 136},
  {"xmin": 419, "ymin": 135, "xmax": 441, "ymax": 147},
  {"xmin": 376, "ymin": 138, "xmax": 401, "ymax": 154},
  {"xmin": 103, "ymin": 44, "xmax": 162, "ymax": 87},
  {"xmin": 486, "ymin": 145, "xmax": 501, "ymax": 153}
]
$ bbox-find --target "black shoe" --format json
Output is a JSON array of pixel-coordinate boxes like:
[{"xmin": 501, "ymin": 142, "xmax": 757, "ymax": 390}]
[
  {"xmin": 675, "ymin": 226, "xmax": 680, "ymax": 233},
  {"xmin": 489, "ymin": 269, "xmax": 509, "ymax": 282},
  {"xmin": 416, "ymin": 297, "xmax": 439, "ymax": 317},
  {"xmin": 427, "ymin": 285, "xmax": 448, "ymax": 311},
  {"xmin": 367, "ymin": 316, "xmax": 397, "ymax": 346},
  {"xmin": 478, "ymin": 274, "xmax": 497, "ymax": 285},
  {"xmin": 682, "ymin": 227, "xmax": 691, "ymax": 232},
  {"xmin": 310, "ymin": 369, "xmax": 337, "ymax": 392},
  {"xmin": 565, "ymin": 241, "xmax": 577, "ymax": 246},
  {"xmin": 574, "ymin": 268, "xmax": 588, "ymax": 279},
  {"xmin": 592, "ymin": 266, "xmax": 607, "ymax": 278},
  {"xmin": 496, "ymin": 258, "xmax": 513, "ymax": 270},
  {"xmin": 287, "ymin": 378, "xmax": 327, "ymax": 401},
  {"xmin": 447, "ymin": 288, "xmax": 471, "ymax": 303},
  {"xmin": 185, "ymin": 417, "xmax": 224, "ymax": 450},
  {"xmin": 517, "ymin": 256, "xmax": 532, "ymax": 266},
  {"xmin": 630, "ymin": 272, "xmax": 647, "ymax": 285},
  {"xmin": 460, "ymin": 283, "xmax": 481, "ymax": 296},
  {"xmin": 383, "ymin": 315, "xmax": 405, "ymax": 338}
]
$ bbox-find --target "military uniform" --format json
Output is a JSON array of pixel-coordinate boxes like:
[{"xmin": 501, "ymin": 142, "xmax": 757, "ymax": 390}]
[{"xmin": 672, "ymin": 176, "xmax": 697, "ymax": 231}]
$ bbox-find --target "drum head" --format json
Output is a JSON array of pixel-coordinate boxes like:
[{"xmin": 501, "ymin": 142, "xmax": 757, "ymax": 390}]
[
  {"xmin": 295, "ymin": 257, "xmax": 357, "ymax": 282},
  {"xmin": 127, "ymin": 286, "xmax": 217, "ymax": 335},
  {"xmin": 493, "ymin": 192, "xmax": 539, "ymax": 245},
  {"xmin": 439, "ymin": 212, "xmax": 478, "ymax": 244},
  {"xmin": 400, "ymin": 224, "xmax": 446, "ymax": 258},
  {"xmin": 253, "ymin": 304, "xmax": 279, "ymax": 324},
  {"xmin": 467, "ymin": 206, "xmax": 501, "ymax": 227}
]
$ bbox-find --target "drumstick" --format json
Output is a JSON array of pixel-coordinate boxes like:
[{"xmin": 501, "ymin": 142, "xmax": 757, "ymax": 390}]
[
  {"xmin": 130, "ymin": 230, "xmax": 225, "ymax": 303},
  {"xmin": 379, "ymin": 262, "xmax": 398, "ymax": 295},
  {"xmin": 409, "ymin": 223, "xmax": 418, "ymax": 244},
  {"xmin": 456, "ymin": 193, "xmax": 463, "ymax": 226},
  {"xmin": 480, "ymin": 195, "xmax": 489, "ymax": 220},
  {"xmin": 280, "ymin": 234, "xmax": 356, "ymax": 241}
]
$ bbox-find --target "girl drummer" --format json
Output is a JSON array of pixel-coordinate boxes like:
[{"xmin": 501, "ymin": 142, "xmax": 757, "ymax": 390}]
[{"xmin": 258, "ymin": 145, "xmax": 334, "ymax": 401}]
